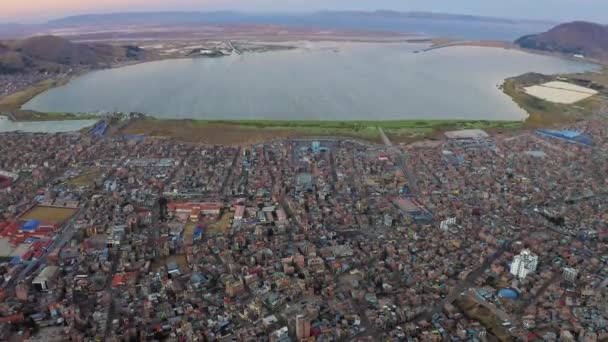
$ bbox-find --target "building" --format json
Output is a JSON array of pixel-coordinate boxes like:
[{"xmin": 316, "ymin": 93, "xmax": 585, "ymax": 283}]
[
  {"xmin": 510, "ymin": 249, "xmax": 539, "ymax": 279},
  {"xmin": 312, "ymin": 141, "xmax": 321, "ymax": 154},
  {"xmin": 234, "ymin": 205, "xmax": 245, "ymax": 221},
  {"xmin": 167, "ymin": 261, "xmax": 181, "ymax": 278},
  {"xmin": 563, "ymin": 267, "xmax": 578, "ymax": 282},
  {"xmin": 270, "ymin": 326, "xmax": 290, "ymax": 342},
  {"xmin": 0, "ymin": 170, "xmax": 18, "ymax": 189},
  {"xmin": 296, "ymin": 314, "xmax": 311, "ymax": 340},
  {"xmin": 32, "ymin": 266, "xmax": 59, "ymax": 291},
  {"xmin": 167, "ymin": 202, "xmax": 222, "ymax": 221},
  {"xmin": 439, "ymin": 217, "xmax": 456, "ymax": 231},
  {"xmin": 226, "ymin": 278, "xmax": 245, "ymax": 297},
  {"xmin": 193, "ymin": 226, "xmax": 203, "ymax": 242},
  {"xmin": 536, "ymin": 129, "xmax": 593, "ymax": 147},
  {"xmin": 444, "ymin": 129, "xmax": 489, "ymax": 140},
  {"xmin": 15, "ymin": 283, "xmax": 29, "ymax": 301},
  {"xmin": 394, "ymin": 197, "xmax": 433, "ymax": 222},
  {"xmin": 296, "ymin": 173, "xmax": 313, "ymax": 192}
]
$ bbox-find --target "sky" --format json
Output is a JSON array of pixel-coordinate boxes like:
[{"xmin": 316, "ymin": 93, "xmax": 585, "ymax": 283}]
[{"xmin": 2, "ymin": 0, "xmax": 607, "ymax": 23}]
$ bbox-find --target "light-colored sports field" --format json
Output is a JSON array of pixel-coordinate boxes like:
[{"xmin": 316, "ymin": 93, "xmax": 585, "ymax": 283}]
[{"xmin": 524, "ymin": 81, "xmax": 598, "ymax": 104}]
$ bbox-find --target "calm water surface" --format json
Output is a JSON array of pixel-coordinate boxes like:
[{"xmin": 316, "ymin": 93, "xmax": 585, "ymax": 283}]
[
  {"xmin": 23, "ymin": 43, "xmax": 598, "ymax": 121},
  {"xmin": 0, "ymin": 117, "xmax": 97, "ymax": 133}
]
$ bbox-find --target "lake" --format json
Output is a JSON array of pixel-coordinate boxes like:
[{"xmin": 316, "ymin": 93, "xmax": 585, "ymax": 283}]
[
  {"xmin": 0, "ymin": 117, "xmax": 97, "ymax": 133},
  {"xmin": 23, "ymin": 43, "xmax": 598, "ymax": 121}
]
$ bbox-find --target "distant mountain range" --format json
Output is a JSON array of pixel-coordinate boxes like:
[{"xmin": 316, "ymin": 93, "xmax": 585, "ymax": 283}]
[
  {"xmin": 47, "ymin": 10, "xmax": 554, "ymax": 26},
  {"xmin": 516, "ymin": 21, "xmax": 608, "ymax": 60},
  {"xmin": 0, "ymin": 11, "xmax": 556, "ymax": 41},
  {"xmin": 0, "ymin": 35, "xmax": 146, "ymax": 74}
]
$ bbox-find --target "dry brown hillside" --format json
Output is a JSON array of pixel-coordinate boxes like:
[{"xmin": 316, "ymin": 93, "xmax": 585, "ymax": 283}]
[
  {"xmin": 0, "ymin": 35, "xmax": 147, "ymax": 74},
  {"xmin": 516, "ymin": 21, "xmax": 608, "ymax": 60}
]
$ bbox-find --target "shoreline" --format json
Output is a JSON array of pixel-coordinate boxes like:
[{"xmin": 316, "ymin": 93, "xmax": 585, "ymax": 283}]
[{"xmin": 0, "ymin": 39, "xmax": 606, "ymax": 143}]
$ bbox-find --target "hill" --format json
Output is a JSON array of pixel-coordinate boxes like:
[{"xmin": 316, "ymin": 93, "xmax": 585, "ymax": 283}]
[
  {"xmin": 0, "ymin": 35, "xmax": 147, "ymax": 74},
  {"xmin": 47, "ymin": 10, "xmax": 552, "ymax": 26},
  {"xmin": 515, "ymin": 21, "xmax": 608, "ymax": 60},
  {"xmin": 37, "ymin": 11, "xmax": 555, "ymax": 41}
]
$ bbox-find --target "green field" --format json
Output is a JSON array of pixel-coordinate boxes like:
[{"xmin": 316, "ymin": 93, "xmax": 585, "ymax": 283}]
[{"xmin": 121, "ymin": 117, "xmax": 522, "ymax": 145}]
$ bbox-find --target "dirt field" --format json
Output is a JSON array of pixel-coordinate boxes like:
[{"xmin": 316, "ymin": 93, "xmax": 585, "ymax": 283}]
[
  {"xmin": 66, "ymin": 169, "xmax": 104, "ymax": 187},
  {"xmin": 121, "ymin": 119, "xmax": 298, "ymax": 145},
  {"xmin": 184, "ymin": 222, "xmax": 198, "ymax": 242},
  {"xmin": 119, "ymin": 118, "xmax": 382, "ymax": 145},
  {"xmin": 456, "ymin": 295, "xmax": 512, "ymax": 342},
  {"xmin": 524, "ymin": 81, "xmax": 598, "ymax": 104},
  {"xmin": 207, "ymin": 211, "xmax": 234, "ymax": 235},
  {"xmin": 20, "ymin": 206, "xmax": 77, "ymax": 225}
]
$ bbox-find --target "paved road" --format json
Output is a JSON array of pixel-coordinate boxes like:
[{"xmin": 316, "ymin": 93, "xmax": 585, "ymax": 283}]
[
  {"xmin": 420, "ymin": 237, "xmax": 518, "ymax": 321},
  {"xmin": 418, "ymin": 41, "xmax": 474, "ymax": 52},
  {"xmin": 378, "ymin": 128, "xmax": 392, "ymax": 147},
  {"xmin": 220, "ymin": 147, "xmax": 241, "ymax": 197},
  {"xmin": 378, "ymin": 127, "xmax": 422, "ymax": 197}
]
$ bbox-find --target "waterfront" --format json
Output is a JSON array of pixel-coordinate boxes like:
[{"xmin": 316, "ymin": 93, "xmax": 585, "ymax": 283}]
[
  {"xmin": 0, "ymin": 117, "xmax": 97, "ymax": 133},
  {"xmin": 23, "ymin": 42, "xmax": 598, "ymax": 121}
]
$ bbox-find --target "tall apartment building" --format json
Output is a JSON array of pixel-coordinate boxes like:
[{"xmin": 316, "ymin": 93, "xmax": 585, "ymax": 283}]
[
  {"xmin": 563, "ymin": 267, "xmax": 578, "ymax": 282},
  {"xmin": 296, "ymin": 314, "xmax": 311, "ymax": 340},
  {"xmin": 510, "ymin": 249, "xmax": 539, "ymax": 279}
]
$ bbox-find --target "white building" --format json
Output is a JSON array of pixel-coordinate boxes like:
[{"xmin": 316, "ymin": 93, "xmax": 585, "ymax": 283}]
[
  {"xmin": 440, "ymin": 217, "xmax": 456, "ymax": 231},
  {"xmin": 510, "ymin": 249, "xmax": 539, "ymax": 279},
  {"xmin": 563, "ymin": 267, "xmax": 578, "ymax": 282},
  {"xmin": 32, "ymin": 266, "xmax": 59, "ymax": 291}
]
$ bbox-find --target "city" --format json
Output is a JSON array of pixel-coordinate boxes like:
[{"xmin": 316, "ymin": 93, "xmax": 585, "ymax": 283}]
[{"xmin": 0, "ymin": 117, "xmax": 606, "ymax": 341}]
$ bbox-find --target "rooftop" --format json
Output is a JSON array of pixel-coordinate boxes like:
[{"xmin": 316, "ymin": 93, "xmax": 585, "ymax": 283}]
[{"xmin": 444, "ymin": 129, "xmax": 489, "ymax": 140}]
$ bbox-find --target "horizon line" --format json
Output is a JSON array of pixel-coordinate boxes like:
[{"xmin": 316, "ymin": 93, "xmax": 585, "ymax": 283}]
[{"xmin": 0, "ymin": 9, "xmax": 564, "ymax": 26}]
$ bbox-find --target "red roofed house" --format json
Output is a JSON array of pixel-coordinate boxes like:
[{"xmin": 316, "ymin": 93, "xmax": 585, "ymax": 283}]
[
  {"xmin": 0, "ymin": 313, "xmax": 24, "ymax": 323},
  {"xmin": 168, "ymin": 202, "xmax": 222, "ymax": 222},
  {"xmin": 111, "ymin": 274, "xmax": 127, "ymax": 288},
  {"xmin": 111, "ymin": 272, "xmax": 137, "ymax": 288}
]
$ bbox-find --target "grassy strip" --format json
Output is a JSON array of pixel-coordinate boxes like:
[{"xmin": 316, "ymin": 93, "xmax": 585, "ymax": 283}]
[
  {"xmin": 137, "ymin": 116, "xmax": 521, "ymax": 131},
  {"xmin": 121, "ymin": 117, "xmax": 523, "ymax": 145}
]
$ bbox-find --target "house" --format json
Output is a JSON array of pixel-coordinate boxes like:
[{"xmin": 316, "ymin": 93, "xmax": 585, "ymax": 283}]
[
  {"xmin": 234, "ymin": 205, "xmax": 245, "ymax": 221},
  {"xmin": 167, "ymin": 261, "xmax": 181, "ymax": 278}
]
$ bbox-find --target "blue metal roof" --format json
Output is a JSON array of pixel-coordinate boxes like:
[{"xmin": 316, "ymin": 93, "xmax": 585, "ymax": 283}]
[
  {"xmin": 556, "ymin": 130, "xmax": 581, "ymax": 139},
  {"xmin": 21, "ymin": 220, "xmax": 40, "ymax": 231},
  {"xmin": 498, "ymin": 288, "xmax": 519, "ymax": 299}
]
